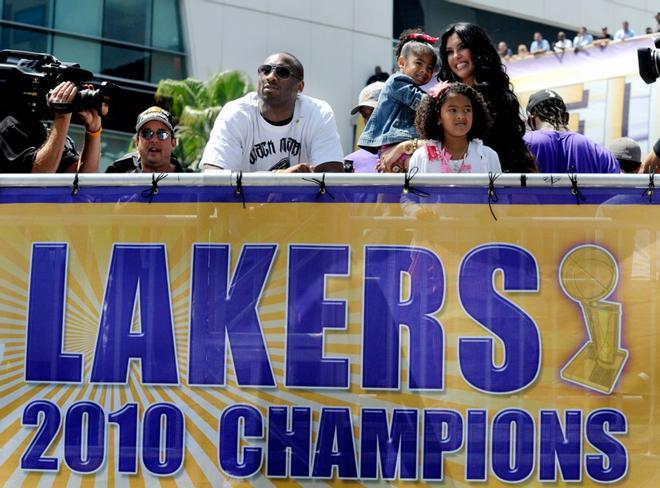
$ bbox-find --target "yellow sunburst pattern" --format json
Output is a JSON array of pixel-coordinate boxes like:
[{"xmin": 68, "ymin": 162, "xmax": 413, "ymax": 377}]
[{"xmin": 0, "ymin": 198, "xmax": 659, "ymax": 487}]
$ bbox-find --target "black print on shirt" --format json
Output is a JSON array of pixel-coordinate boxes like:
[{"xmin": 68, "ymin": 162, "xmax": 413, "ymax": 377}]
[
  {"xmin": 250, "ymin": 137, "xmax": 301, "ymax": 165},
  {"xmin": 280, "ymin": 137, "xmax": 301, "ymax": 156},
  {"xmin": 250, "ymin": 140, "xmax": 276, "ymax": 164}
]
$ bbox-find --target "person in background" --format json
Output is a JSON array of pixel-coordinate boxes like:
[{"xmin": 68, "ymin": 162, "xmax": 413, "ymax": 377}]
[
  {"xmin": 343, "ymin": 82, "xmax": 384, "ymax": 173},
  {"xmin": 0, "ymin": 81, "xmax": 102, "ymax": 173},
  {"xmin": 524, "ymin": 89, "xmax": 619, "ymax": 173},
  {"xmin": 639, "ymin": 138, "xmax": 660, "ymax": 174},
  {"xmin": 554, "ymin": 31, "xmax": 573, "ymax": 52},
  {"xmin": 530, "ymin": 32, "xmax": 550, "ymax": 54},
  {"xmin": 573, "ymin": 27, "xmax": 594, "ymax": 49},
  {"xmin": 597, "ymin": 26, "xmax": 612, "ymax": 40},
  {"xmin": 497, "ymin": 41, "xmax": 512, "ymax": 59},
  {"xmin": 607, "ymin": 137, "xmax": 641, "ymax": 174},
  {"xmin": 594, "ymin": 26, "xmax": 612, "ymax": 47},
  {"xmin": 106, "ymin": 106, "xmax": 184, "ymax": 173},
  {"xmin": 614, "ymin": 21, "xmax": 636, "ymax": 40},
  {"xmin": 366, "ymin": 65, "xmax": 389, "ymax": 85},
  {"xmin": 516, "ymin": 44, "xmax": 530, "ymax": 57},
  {"xmin": 359, "ymin": 28, "xmax": 437, "ymax": 172},
  {"xmin": 200, "ymin": 52, "xmax": 343, "ymax": 173}
]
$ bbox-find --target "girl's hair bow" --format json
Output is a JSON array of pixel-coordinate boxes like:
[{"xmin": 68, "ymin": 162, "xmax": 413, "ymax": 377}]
[{"xmin": 408, "ymin": 32, "xmax": 439, "ymax": 44}]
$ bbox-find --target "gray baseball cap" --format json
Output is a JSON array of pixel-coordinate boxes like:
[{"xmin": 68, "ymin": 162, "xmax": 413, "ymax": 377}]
[
  {"xmin": 607, "ymin": 137, "xmax": 641, "ymax": 163},
  {"xmin": 351, "ymin": 82, "xmax": 385, "ymax": 115}
]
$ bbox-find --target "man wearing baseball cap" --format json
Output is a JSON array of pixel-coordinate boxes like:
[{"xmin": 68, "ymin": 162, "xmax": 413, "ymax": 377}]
[
  {"xmin": 607, "ymin": 137, "xmax": 641, "ymax": 173},
  {"xmin": 106, "ymin": 106, "xmax": 184, "ymax": 173},
  {"xmin": 523, "ymin": 89, "xmax": 620, "ymax": 173},
  {"xmin": 344, "ymin": 82, "xmax": 384, "ymax": 172}
]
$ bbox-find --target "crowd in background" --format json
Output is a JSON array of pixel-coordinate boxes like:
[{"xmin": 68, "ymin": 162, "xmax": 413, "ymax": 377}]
[{"xmin": 495, "ymin": 15, "xmax": 660, "ymax": 61}]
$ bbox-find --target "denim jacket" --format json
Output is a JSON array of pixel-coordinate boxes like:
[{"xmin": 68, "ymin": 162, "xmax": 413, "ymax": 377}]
[{"xmin": 358, "ymin": 73, "xmax": 426, "ymax": 152}]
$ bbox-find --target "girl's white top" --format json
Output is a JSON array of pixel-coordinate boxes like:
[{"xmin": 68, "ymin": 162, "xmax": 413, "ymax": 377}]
[{"xmin": 409, "ymin": 139, "xmax": 501, "ymax": 173}]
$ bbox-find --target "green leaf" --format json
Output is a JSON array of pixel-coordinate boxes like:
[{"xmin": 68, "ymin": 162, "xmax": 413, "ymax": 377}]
[{"xmin": 155, "ymin": 70, "xmax": 254, "ymax": 171}]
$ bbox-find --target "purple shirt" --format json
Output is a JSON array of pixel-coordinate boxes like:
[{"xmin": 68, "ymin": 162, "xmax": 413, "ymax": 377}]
[
  {"xmin": 344, "ymin": 148, "xmax": 378, "ymax": 173},
  {"xmin": 523, "ymin": 130, "xmax": 620, "ymax": 173}
]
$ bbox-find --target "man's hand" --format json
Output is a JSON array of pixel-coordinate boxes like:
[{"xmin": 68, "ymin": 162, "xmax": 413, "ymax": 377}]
[
  {"xmin": 79, "ymin": 108, "xmax": 101, "ymax": 133},
  {"xmin": 48, "ymin": 81, "xmax": 77, "ymax": 117},
  {"xmin": 77, "ymin": 84, "xmax": 103, "ymax": 133},
  {"xmin": 279, "ymin": 163, "xmax": 313, "ymax": 173},
  {"xmin": 377, "ymin": 141, "xmax": 409, "ymax": 173}
]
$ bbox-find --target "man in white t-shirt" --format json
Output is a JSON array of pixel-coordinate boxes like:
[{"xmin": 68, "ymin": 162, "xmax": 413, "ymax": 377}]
[{"xmin": 201, "ymin": 52, "xmax": 343, "ymax": 172}]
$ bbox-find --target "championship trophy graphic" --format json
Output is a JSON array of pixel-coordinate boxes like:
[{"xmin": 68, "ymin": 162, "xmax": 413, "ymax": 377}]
[{"xmin": 559, "ymin": 245, "xmax": 628, "ymax": 394}]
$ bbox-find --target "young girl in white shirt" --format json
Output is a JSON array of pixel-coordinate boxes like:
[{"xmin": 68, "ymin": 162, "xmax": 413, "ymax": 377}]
[{"xmin": 409, "ymin": 82, "xmax": 501, "ymax": 173}]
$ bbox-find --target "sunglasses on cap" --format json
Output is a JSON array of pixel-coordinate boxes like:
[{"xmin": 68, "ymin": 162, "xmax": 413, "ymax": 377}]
[
  {"xmin": 140, "ymin": 128, "xmax": 172, "ymax": 141},
  {"xmin": 257, "ymin": 64, "xmax": 300, "ymax": 80}
]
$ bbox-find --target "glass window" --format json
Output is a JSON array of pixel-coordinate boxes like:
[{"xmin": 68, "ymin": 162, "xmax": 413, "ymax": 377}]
[
  {"xmin": 151, "ymin": 0, "xmax": 182, "ymax": 51},
  {"xmin": 3, "ymin": 0, "xmax": 51, "ymax": 27},
  {"xmin": 53, "ymin": 36, "xmax": 100, "ymax": 72},
  {"xmin": 101, "ymin": 44, "xmax": 148, "ymax": 81},
  {"xmin": 1, "ymin": 25, "xmax": 48, "ymax": 53},
  {"xmin": 150, "ymin": 52, "xmax": 184, "ymax": 83},
  {"xmin": 103, "ymin": 0, "xmax": 150, "ymax": 46},
  {"xmin": 54, "ymin": 0, "xmax": 101, "ymax": 37}
]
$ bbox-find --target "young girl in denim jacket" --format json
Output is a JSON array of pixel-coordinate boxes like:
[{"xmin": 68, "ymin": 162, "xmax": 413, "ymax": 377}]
[{"xmin": 358, "ymin": 29, "xmax": 437, "ymax": 172}]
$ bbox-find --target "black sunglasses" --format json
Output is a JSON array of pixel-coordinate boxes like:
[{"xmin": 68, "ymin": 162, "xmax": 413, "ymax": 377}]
[
  {"xmin": 257, "ymin": 64, "xmax": 300, "ymax": 80},
  {"xmin": 140, "ymin": 128, "xmax": 172, "ymax": 141}
]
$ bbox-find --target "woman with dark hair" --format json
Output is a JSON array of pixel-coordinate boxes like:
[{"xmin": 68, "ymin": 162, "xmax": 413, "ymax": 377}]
[{"xmin": 438, "ymin": 22, "xmax": 536, "ymax": 172}]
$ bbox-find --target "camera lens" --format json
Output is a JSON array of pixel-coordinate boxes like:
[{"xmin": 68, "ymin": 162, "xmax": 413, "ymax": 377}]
[{"xmin": 638, "ymin": 38, "xmax": 660, "ymax": 85}]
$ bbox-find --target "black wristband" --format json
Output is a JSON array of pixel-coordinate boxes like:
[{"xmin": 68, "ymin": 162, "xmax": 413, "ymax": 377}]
[{"xmin": 654, "ymin": 137, "xmax": 660, "ymax": 158}]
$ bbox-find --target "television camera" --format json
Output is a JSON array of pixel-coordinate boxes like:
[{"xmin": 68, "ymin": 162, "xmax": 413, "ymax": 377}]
[
  {"xmin": 638, "ymin": 37, "xmax": 660, "ymax": 84},
  {"xmin": 0, "ymin": 49, "xmax": 117, "ymax": 118}
]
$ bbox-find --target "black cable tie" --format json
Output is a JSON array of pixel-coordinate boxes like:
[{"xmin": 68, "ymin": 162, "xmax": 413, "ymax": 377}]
[
  {"xmin": 487, "ymin": 172, "xmax": 500, "ymax": 221},
  {"xmin": 70, "ymin": 170, "xmax": 80, "ymax": 196},
  {"xmin": 568, "ymin": 173, "xmax": 586, "ymax": 205},
  {"xmin": 141, "ymin": 173, "xmax": 167, "ymax": 203},
  {"xmin": 642, "ymin": 171, "xmax": 655, "ymax": 203},
  {"xmin": 233, "ymin": 171, "xmax": 246, "ymax": 208},
  {"xmin": 520, "ymin": 174, "xmax": 527, "ymax": 187},
  {"xmin": 402, "ymin": 167, "xmax": 429, "ymax": 198},
  {"xmin": 302, "ymin": 173, "xmax": 335, "ymax": 200}
]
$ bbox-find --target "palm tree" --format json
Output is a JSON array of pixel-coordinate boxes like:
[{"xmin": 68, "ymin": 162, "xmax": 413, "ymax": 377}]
[{"xmin": 155, "ymin": 71, "xmax": 253, "ymax": 171}]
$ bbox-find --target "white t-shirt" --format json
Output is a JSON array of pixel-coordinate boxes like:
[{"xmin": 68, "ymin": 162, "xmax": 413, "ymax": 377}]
[
  {"xmin": 409, "ymin": 139, "xmax": 501, "ymax": 173},
  {"xmin": 200, "ymin": 92, "xmax": 343, "ymax": 172}
]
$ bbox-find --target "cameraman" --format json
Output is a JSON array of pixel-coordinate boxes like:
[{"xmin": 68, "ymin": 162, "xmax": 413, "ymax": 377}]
[{"xmin": 0, "ymin": 80, "xmax": 102, "ymax": 173}]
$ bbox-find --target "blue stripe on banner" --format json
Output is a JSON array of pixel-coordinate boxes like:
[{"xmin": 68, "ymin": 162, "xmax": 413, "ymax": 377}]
[{"xmin": 0, "ymin": 186, "xmax": 653, "ymax": 205}]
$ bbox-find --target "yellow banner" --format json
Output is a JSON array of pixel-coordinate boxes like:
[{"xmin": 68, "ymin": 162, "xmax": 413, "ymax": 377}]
[{"xmin": 0, "ymin": 183, "xmax": 658, "ymax": 486}]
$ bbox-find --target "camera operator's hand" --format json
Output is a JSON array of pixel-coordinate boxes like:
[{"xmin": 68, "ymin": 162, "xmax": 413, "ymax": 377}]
[
  {"xmin": 74, "ymin": 83, "xmax": 102, "ymax": 174},
  {"xmin": 32, "ymin": 81, "xmax": 101, "ymax": 173},
  {"xmin": 77, "ymin": 84, "xmax": 102, "ymax": 134},
  {"xmin": 47, "ymin": 81, "xmax": 77, "ymax": 116}
]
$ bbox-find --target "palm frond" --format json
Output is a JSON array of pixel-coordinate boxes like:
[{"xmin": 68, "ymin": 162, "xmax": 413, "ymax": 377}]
[{"xmin": 156, "ymin": 70, "xmax": 253, "ymax": 171}]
